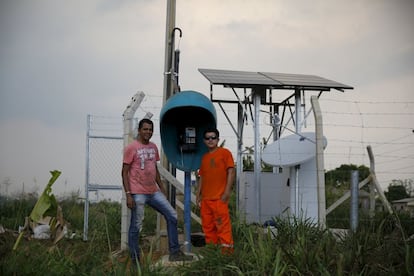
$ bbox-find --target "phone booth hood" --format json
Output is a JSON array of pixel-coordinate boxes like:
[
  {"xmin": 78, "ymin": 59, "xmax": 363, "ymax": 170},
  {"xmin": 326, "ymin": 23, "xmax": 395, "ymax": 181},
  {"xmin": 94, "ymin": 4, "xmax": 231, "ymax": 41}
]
[{"xmin": 160, "ymin": 90, "xmax": 217, "ymax": 172}]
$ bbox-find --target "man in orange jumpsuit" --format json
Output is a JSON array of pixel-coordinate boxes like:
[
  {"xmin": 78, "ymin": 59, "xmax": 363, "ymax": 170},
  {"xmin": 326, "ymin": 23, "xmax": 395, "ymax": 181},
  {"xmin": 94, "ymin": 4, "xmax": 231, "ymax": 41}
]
[{"xmin": 196, "ymin": 128, "xmax": 235, "ymax": 253}]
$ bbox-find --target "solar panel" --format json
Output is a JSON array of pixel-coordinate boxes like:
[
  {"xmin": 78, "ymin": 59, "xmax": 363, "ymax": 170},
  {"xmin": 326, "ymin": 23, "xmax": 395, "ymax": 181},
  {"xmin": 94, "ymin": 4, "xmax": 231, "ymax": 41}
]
[
  {"xmin": 198, "ymin": 68, "xmax": 281, "ymax": 87},
  {"xmin": 198, "ymin": 68, "xmax": 353, "ymax": 90},
  {"xmin": 261, "ymin": 72, "xmax": 353, "ymax": 90}
]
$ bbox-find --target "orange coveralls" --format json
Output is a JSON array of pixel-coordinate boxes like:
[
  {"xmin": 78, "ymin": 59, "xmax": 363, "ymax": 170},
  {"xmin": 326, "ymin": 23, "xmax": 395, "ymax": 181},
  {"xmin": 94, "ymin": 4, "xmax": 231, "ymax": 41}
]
[{"xmin": 199, "ymin": 147, "xmax": 234, "ymax": 252}]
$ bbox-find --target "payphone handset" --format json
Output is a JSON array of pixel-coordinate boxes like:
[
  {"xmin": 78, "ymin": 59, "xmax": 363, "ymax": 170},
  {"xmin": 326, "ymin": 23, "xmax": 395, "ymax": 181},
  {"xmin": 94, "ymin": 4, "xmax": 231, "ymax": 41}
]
[{"xmin": 179, "ymin": 126, "xmax": 197, "ymax": 152}]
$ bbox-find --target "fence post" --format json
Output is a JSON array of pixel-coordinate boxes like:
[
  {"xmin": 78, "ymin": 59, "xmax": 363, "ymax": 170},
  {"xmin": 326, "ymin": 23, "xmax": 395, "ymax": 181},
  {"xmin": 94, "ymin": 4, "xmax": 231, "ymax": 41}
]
[
  {"xmin": 121, "ymin": 92, "xmax": 145, "ymax": 250},
  {"xmin": 311, "ymin": 95, "xmax": 326, "ymax": 227},
  {"xmin": 366, "ymin": 145, "xmax": 393, "ymax": 215},
  {"xmin": 350, "ymin": 170, "xmax": 359, "ymax": 232}
]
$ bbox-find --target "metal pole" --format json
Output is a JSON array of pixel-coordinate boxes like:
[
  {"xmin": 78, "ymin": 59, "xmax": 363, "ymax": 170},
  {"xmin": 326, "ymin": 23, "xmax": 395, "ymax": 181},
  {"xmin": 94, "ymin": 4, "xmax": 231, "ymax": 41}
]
[
  {"xmin": 272, "ymin": 107, "xmax": 280, "ymax": 175},
  {"xmin": 295, "ymin": 164, "xmax": 300, "ymax": 215},
  {"xmin": 236, "ymin": 103, "xmax": 244, "ymax": 213},
  {"xmin": 294, "ymin": 89, "xmax": 301, "ymax": 216},
  {"xmin": 163, "ymin": 0, "xmax": 176, "ymax": 102},
  {"xmin": 83, "ymin": 114, "xmax": 91, "ymax": 241},
  {"xmin": 253, "ymin": 88, "xmax": 262, "ymax": 223},
  {"xmin": 350, "ymin": 170, "xmax": 359, "ymax": 232},
  {"xmin": 184, "ymin": 171, "xmax": 192, "ymax": 252},
  {"xmin": 159, "ymin": 0, "xmax": 177, "ymax": 252}
]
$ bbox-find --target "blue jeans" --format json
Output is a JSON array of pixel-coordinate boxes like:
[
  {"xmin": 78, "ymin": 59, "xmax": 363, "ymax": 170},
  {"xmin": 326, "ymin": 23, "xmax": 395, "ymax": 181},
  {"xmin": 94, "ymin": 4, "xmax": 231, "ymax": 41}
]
[{"xmin": 128, "ymin": 191, "xmax": 180, "ymax": 260}]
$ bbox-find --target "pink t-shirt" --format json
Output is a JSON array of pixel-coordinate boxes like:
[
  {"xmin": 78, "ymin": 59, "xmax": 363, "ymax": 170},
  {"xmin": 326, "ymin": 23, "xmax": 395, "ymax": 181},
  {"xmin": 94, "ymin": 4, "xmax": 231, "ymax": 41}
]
[{"xmin": 123, "ymin": 140, "xmax": 160, "ymax": 194}]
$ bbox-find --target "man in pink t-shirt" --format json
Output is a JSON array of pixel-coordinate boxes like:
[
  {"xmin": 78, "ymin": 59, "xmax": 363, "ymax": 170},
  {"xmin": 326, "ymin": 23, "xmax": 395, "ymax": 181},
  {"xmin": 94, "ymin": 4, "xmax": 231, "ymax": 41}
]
[{"xmin": 122, "ymin": 118, "xmax": 192, "ymax": 265}]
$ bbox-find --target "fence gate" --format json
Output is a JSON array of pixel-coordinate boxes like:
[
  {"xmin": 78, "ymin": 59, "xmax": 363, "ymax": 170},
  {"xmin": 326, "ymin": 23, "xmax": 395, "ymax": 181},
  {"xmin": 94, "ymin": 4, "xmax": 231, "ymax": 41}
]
[{"xmin": 83, "ymin": 114, "xmax": 124, "ymax": 241}]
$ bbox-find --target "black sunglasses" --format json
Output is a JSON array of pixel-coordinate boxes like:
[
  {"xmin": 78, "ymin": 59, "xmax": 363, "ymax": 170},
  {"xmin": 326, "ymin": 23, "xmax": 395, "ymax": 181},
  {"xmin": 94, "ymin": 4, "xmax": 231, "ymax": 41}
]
[{"xmin": 204, "ymin": 136, "xmax": 218, "ymax": 140}]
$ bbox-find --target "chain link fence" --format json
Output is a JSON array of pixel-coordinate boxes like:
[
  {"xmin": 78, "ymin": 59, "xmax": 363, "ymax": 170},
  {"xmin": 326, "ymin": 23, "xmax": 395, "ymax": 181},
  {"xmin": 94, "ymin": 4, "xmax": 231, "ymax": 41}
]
[{"xmin": 83, "ymin": 114, "xmax": 126, "ymax": 240}]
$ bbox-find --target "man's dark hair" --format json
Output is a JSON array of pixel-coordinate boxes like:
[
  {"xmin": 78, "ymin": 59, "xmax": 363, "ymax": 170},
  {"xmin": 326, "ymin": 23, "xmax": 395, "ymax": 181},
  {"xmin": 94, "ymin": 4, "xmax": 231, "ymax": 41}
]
[
  {"xmin": 203, "ymin": 128, "xmax": 219, "ymax": 138},
  {"xmin": 138, "ymin": 118, "xmax": 153, "ymax": 129}
]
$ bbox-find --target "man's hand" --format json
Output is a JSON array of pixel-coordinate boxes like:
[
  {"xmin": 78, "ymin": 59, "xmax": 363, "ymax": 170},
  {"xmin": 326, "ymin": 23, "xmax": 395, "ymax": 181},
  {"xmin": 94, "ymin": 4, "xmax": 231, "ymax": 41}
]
[
  {"xmin": 221, "ymin": 190, "xmax": 231, "ymax": 203},
  {"xmin": 196, "ymin": 194, "xmax": 202, "ymax": 208},
  {"xmin": 126, "ymin": 194, "xmax": 135, "ymax": 209},
  {"xmin": 158, "ymin": 181, "xmax": 168, "ymax": 197}
]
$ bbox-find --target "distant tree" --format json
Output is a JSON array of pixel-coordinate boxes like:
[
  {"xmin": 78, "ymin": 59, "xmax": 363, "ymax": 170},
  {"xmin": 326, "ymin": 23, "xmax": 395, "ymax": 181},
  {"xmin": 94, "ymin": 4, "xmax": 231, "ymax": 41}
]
[
  {"xmin": 325, "ymin": 164, "xmax": 371, "ymax": 207},
  {"xmin": 325, "ymin": 164, "xmax": 370, "ymax": 188},
  {"xmin": 385, "ymin": 184, "xmax": 410, "ymax": 201},
  {"xmin": 242, "ymin": 138, "xmax": 273, "ymax": 172},
  {"xmin": 388, "ymin": 179, "xmax": 413, "ymax": 197}
]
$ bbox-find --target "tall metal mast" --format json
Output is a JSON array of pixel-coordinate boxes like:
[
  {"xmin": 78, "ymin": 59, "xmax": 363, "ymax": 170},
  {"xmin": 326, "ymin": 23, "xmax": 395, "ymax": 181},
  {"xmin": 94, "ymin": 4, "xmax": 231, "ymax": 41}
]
[{"xmin": 158, "ymin": 0, "xmax": 177, "ymax": 252}]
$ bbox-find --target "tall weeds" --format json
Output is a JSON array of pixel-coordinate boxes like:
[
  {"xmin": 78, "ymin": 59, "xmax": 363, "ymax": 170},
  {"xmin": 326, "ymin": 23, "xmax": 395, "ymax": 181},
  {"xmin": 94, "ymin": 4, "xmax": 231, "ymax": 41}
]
[{"xmin": 1, "ymin": 195, "xmax": 413, "ymax": 275}]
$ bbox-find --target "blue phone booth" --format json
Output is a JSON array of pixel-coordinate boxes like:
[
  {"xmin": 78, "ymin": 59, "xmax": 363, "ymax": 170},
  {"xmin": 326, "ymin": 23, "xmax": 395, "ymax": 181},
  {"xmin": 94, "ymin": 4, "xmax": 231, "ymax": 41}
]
[
  {"xmin": 160, "ymin": 90, "xmax": 216, "ymax": 252},
  {"xmin": 160, "ymin": 90, "xmax": 217, "ymax": 172}
]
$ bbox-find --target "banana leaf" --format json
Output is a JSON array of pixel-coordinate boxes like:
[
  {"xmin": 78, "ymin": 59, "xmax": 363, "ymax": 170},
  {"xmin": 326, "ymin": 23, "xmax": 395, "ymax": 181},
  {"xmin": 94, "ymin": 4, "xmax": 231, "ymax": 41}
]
[
  {"xmin": 30, "ymin": 170, "xmax": 61, "ymax": 222},
  {"xmin": 13, "ymin": 170, "xmax": 61, "ymax": 250}
]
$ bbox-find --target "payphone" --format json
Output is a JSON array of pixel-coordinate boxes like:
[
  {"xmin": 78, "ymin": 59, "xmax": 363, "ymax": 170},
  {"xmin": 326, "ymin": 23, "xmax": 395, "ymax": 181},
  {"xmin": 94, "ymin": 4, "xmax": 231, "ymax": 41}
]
[
  {"xmin": 160, "ymin": 90, "xmax": 216, "ymax": 171},
  {"xmin": 179, "ymin": 126, "xmax": 197, "ymax": 152}
]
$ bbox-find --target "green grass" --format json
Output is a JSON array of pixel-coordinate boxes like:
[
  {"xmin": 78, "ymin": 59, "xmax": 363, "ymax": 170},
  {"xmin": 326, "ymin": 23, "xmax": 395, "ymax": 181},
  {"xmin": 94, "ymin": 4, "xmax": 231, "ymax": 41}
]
[{"xmin": 1, "ymin": 194, "xmax": 413, "ymax": 275}]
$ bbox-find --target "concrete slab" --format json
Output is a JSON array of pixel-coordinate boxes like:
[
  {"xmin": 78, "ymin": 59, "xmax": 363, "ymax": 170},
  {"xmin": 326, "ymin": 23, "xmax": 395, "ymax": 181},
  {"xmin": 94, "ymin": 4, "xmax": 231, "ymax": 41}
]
[{"xmin": 155, "ymin": 252, "xmax": 200, "ymax": 267}]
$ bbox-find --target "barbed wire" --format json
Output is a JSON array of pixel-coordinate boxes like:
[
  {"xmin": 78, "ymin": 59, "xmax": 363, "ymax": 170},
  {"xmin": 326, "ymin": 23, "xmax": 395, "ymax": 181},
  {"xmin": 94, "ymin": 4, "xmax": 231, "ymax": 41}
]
[
  {"xmin": 88, "ymin": 95, "xmax": 414, "ymax": 189},
  {"xmin": 320, "ymin": 99, "xmax": 414, "ymax": 105}
]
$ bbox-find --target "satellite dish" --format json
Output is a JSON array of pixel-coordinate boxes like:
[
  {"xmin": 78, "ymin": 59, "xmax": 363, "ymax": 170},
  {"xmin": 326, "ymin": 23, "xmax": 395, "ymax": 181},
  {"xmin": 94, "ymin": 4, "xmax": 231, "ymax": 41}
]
[{"xmin": 262, "ymin": 132, "xmax": 327, "ymax": 166}]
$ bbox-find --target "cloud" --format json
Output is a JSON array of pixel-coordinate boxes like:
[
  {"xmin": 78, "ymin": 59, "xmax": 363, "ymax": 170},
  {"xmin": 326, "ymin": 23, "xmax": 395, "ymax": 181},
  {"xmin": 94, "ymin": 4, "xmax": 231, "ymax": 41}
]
[
  {"xmin": 0, "ymin": 0, "xmax": 413, "ymax": 197},
  {"xmin": 0, "ymin": 0, "xmax": 165, "ymax": 127},
  {"xmin": 0, "ymin": 118, "xmax": 85, "ymax": 195}
]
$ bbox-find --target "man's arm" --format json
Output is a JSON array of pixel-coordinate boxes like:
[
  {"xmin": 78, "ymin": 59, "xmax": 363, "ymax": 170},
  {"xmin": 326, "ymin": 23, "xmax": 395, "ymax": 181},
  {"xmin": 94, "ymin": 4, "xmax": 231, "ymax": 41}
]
[
  {"xmin": 121, "ymin": 163, "xmax": 130, "ymax": 192},
  {"xmin": 122, "ymin": 163, "xmax": 134, "ymax": 208},
  {"xmin": 221, "ymin": 167, "xmax": 235, "ymax": 202},
  {"xmin": 196, "ymin": 176, "xmax": 203, "ymax": 207}
]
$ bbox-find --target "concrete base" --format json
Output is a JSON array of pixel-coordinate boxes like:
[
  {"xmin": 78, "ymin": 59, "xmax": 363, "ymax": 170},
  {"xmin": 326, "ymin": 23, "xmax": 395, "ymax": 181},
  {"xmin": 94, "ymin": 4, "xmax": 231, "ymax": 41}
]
[
  {"xmin": 156, "ymin": 252, "xmax": 199, "ymax": 267},
  {"xmin": 329, "ymin": 228, "xmax": 349, "ymax": 241}
]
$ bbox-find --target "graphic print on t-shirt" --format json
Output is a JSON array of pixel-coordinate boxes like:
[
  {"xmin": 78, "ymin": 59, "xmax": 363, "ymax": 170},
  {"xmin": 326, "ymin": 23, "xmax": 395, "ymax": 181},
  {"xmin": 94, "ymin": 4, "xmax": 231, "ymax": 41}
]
[
  {"xmin": 136, "ymin": 147, "xmax": 156, "ymax": 170},
  {"xmin": 209, "ymin": 157, "xmax": 216, "ymax": 168}
]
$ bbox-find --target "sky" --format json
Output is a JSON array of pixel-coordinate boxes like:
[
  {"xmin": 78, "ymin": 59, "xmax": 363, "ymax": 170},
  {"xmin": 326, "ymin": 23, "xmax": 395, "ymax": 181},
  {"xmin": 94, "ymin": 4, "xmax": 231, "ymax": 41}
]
[{"xmin": 1, "ymin": 0, "xmax": 413, "ymax": 199}]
